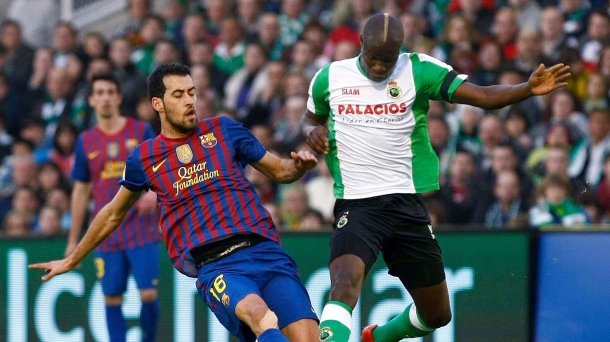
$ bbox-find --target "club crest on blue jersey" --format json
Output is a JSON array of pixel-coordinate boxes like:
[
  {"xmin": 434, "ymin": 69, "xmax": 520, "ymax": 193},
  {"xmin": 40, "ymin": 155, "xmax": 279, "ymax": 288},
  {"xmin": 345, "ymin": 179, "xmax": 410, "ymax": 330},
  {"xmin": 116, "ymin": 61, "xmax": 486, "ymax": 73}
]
[
  {"xmin": 221, "ymin": 293, "xmax": 230, "ymax": 307},
  {"xmin": 200, "ymin": 133, "xmax": 218, "ymax": 148},
  {"xmin": 176, "ymin": 144, "xmax": 193, "ymax": 164},
  {"xmin": 126, "ymin": 138, "xmax": 139, "ymax": 151},
  {"xmin": 107, "ymin": 142, "xmax": 119, "ymax": 158}
]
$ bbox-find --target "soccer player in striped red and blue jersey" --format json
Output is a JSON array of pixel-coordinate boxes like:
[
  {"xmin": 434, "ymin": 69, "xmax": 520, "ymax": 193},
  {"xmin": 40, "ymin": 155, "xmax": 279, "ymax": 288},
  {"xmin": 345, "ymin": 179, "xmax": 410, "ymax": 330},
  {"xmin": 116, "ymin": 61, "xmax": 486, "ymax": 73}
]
[
  {"xmin": 31, "ymin": 64, "xmax": 320, "ymax": 342},
  {"xmin": 66, "ymin": 73, "xmax": 161, "ymax": 342}
]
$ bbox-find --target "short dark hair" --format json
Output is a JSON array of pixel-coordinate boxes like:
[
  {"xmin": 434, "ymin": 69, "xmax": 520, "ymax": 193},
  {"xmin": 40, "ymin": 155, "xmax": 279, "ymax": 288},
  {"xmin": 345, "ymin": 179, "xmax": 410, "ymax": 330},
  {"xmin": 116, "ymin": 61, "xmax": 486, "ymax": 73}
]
[
  {"xmin": 89, "ymin": 72, "xmax": 121, "ymax": 96},
  {"xmin": 147, "ymin": 63, "xmax": 191, "ymax": 101}
]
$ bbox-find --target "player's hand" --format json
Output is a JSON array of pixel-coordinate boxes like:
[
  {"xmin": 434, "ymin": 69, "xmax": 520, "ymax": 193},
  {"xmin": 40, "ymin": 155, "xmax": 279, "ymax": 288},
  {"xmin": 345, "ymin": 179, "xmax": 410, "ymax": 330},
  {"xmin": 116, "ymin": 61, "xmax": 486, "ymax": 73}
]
[
  {"xmin": 306, "ymin": 126, "xmax": 329, "ymax": 155},
  {"xmin": 137, "ymin": 191, "xmax": 158, "ymax": 216},
  {"xmin": 529, "ymin": 63, "xmax": 571, "ymax": 96},
  {"xmin": 291, "ymin": 151, "xmax": 318, "ymax": 171},
  {"xmin": 28, "ymin": 258, "xmax": 74, "ymax": 282}
]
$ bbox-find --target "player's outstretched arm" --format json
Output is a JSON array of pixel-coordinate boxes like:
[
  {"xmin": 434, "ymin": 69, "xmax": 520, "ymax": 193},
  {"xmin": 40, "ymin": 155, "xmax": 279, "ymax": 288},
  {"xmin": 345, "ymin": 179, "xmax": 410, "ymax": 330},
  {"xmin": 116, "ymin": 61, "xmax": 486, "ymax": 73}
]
[
  {"xmin": 301, "ymin": 111, "xmax": 329, "ymax": 155},
  {"xmin": 251, "ymin": 151, "xmax": 318, "ymax": 183},
  {"xmin": 451, "ymin": 63, "xmax": 571, "ymax": 110},
  {"xmin": 29, "ymin": 186, "xmax": 142, "ymax": 281},
  {"xmin": 65, "ymin": 181, "xmax": 93, "ymax": 257}
]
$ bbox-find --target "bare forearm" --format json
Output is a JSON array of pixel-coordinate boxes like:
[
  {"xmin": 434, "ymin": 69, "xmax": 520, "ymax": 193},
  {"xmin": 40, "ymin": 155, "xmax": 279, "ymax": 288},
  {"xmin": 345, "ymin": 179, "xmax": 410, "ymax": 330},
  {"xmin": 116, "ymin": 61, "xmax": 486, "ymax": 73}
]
[
  {"xmin": 66, "ymin": 205, "xmax": 126, "ymax": 267},
  {"xmin": 454, "ymin": 83, "xmax": 533, "ymax": 110},
  {"xmin": 273, "ymin": 159, "xmax": 307, "ymax": 183},
  {"xmin": 68, "ymin": 191, "xmax": 89, "ymax": 244}
]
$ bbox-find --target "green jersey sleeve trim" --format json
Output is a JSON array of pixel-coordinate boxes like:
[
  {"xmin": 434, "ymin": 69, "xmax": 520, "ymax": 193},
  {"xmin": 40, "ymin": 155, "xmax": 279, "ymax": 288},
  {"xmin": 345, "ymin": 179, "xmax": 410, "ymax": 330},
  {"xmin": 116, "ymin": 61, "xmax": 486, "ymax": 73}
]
[
  {"xmin": 310, "ymin": 64, "xmax": 331, "ymax": 116},
  {"xmin": 442, "ymin": 71, "xmax": 468, "ymax": 102},
  {"xmin": 409, "ymin": 53, "xmax": 467, "ymax": 101}
]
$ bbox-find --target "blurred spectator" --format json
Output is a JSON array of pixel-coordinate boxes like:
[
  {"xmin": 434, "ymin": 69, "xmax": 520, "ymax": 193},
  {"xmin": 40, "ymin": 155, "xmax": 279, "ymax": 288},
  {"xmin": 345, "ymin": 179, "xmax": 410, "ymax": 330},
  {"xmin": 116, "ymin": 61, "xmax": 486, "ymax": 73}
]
[
  {"xmin": 432, "ymin": 15, "xmax": 479, "ymax": 64},
  {"xmin": 598, "ymin": 45, "xmax": 610, "ymax": 83},
  {"xmin": 20, "ymin": 119, "xmax": 48, "ymax": 164},
  {"xmin": 37, "ymin": 161, "xmax": 67, "ymax": 198},
  {"xmin": 115, "ymin": 0, "xmax": 152, "ymax": 47},
  {"xmin": 594, "ymin": 154, "xmax": 610, "ymax": 216},
  {"xmin": 273, "ymin": 95, "xmax": 307, "ymax": 150},
  {"xmin": 136, "ymin": 95, "xmax": 161, "ymax": 133},
  {"xmin": 46, "ymin": 186, "xmax": 71, "ymax": 230},
  {"xmin": 428, "ymin": 115, "xmax": 454, "ymax": 184},
  {"xmin": 453, "ymin": 0, "xmax": 495, "ymax": 37},
  {"xmin": 482, "ymin": 143, "xmax": 534, "ymax": 205},
  {"xmin": 35, "ymin": 205, "xmax": 63, "ymax": 236},
  {"xmin": 203, "ymin": 0, "xmax": 232, "ymax": 38},
  {"xmin": 283, "ymin": 69, "xmax": 310, "ymax": 97},
  {"xmin": 162, "ymin": 0, "xmax": 186, "ymax": 45},
  {"xmin": 52, "ymin": 22, "xmax": 84, "ymax": 78},
  {"xmin": 484, "ymin": 170, "xmax": 529, "ymax": 229},
  {"xmin": 250, "ymin": 124, "xmax": 275, "ymax": 151},
  {"xmin": 477, "ymin": 114, "xmax": 527, "ymax": 172},
  {"xmin": 559, "ymin": 0, "xmax": 590, "ymax": 41},
  {"xmin": 332, "ymin": 40, "xmax": 359, "ymax": 62},
  {"xmin": 245, "ymin": 164, "xmax": 277, "ymax": 204},
  {"xmin": 48, "ymin": 122, "xmax": 78, "ymax": 178},
  {"xmin": 6, "ymin": 0, "xmax": 60, "ymax": 48},
  {"xmin": 191, "ymin": 63, "xmax": 220, "ymax": 116},
  {"xmin": 529, "ymin": 173, "xmax": 590, "ymax": 228},
  {"xmin": 490, "ymin": 8, "xmax": 519, "ymax": 60},
  {"xmin": 238, "ymin": 0, "xmax": 264, "ymax": 39},
  {"xmin": 10, "ymin": 186, "xmax": 41, "ymax": 220},
  {"xmin": 0, "ymin": 109, "xmax": 13, "ymax": 161},
  {"xmin": 300, "ymin": 209, "xmax": 326, "ymax": 231},
  {"xmin": 304, "ymin": 158, "xmax": 335, "ymax": 222},
  {"xmin": 247, "ymin": 61, "xmax": 287, "ymax": 127},
  {"xmin": 263, "ymin": 202, "xmax": 282, "ymax": 228},
  {"xmin": 529, "ymin": 89, "xmax": 586, "ymax": 148},
  {"xmin": 280, "ymin": 184, "xmax": 313, "ymax": 230},
  {"xmin": 2, "ymin": 210, "xmax": 32, "ymax": 236},
  {"xmin": 82, "ymin": 32, "xmax": 108, "ymax": 64},
  {"xmin": 540, "ymin": 6, "xmax": 575, "ymax": 65},
  {"xmin": 151, "ymin": 39, "xmax": 181, "ymax": 71},
  {"xmin": 0, "ymin": 73, "xmax": 26, "ymax": 137},
  {"xmin": 507, "ymin": 0, "xmax": 542, "ymax": 30},
  {"xmin": 186, "ymin": 40, "xmax": 230, "ymax": 98},
  {"xmin": 28, "ymin": 47, "xmax": 54, "ymax": 97},
  {"xmin": 577, "ymin": 191, "xmax": 609, "ymax": 224},
  {"xmin": 527, "ymin": 122, "xmax": 573, "ymax": 174},
  {"xmin": 279, "ymin": 0, "xmax": 309, "ymax": 47},
  {"xmin": 497, "ymin": 70, "xmax": 544, "ymax": 127},
  {"xmin": 448, "ymin": 104, "xmax": 484, "ymax": 157},
  {"xmin": 541, "ymin": 146, "xmax": 587, "ymax": 198},
  {"xmin": 109, "ymin": 38, "xmax": 148, "ymax": 115},
  {"xmin": 470, "ymin": 41, "xmax": 505, "ymax": 86},
  {"xmin": 562, "ymin": 47, "xmax": 589, "ymax": 99},
  {"xmin": 223, "ymin": 43, "xmax": 268, "ymax": 122},
  {"xmin": 252, "ymin": 13, "xmax": 284, "ymax": 61},
  {"xmin": 504, "ymin": 109, "xmax": 533, "ymax": 152},
  {"xmin": 180, "ymin": 14, "xmax": 217, "ymax": 63},
  {"xmin": 301, "ymin": 20, "xmax": 330, "ymax": 68},
  {"xmin": 569, "ymin": 109, "xmax": 610, "ymax": 188},
  {"xmin": 583, "ymin": 73, "xmax": 609, "ymax": 112},
  {"xmin": 1, "ymin": 20, "xmax": 34, "ymax": 92},
  {"xmin": 289, "ymin": 40, "xmax": 319, "ymax": 79},
  {"xmin": 399, "ymin": 12, "xmax": 425, "ymax": 52},
  {"xmin": 213, "ymin": 18, "xmax": 247, "ymax": 77},
  {"xmin": 424, "ymin": 196, "xmax": 446, "ymax": 227},
  {"xmin": 580, "ymin": 10, "xmax": 610, "ymax": 72},
  {"xmin": 132, "ymin": 15, "xmax": 167, "ymax": 75},
  {"xmin": 71, "ymin": 58, "xmax": 114, "ymax": 127},
  {"xmin": 440, "ymin": 150, "xmax": 489, "ymax": 224},
  {"xmin": 505, "ymin": 29, "xmax": 544, "ymax": 77}
]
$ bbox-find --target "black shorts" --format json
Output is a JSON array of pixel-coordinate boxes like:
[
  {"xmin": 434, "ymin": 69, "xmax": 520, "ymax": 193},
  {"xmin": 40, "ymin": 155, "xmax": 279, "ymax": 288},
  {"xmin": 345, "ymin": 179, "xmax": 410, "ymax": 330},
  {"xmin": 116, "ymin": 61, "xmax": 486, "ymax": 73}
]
[{"xmin": 330, "ymin": 193, "xmax": 445, "ymax": 289}]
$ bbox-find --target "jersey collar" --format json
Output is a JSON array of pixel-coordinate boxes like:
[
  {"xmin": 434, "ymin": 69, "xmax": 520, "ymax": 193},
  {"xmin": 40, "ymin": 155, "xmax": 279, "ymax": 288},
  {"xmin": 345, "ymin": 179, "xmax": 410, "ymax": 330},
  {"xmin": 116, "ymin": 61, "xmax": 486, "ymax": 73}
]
[{"xmin": 356, "ymin": 54, "xmax": 369, "ymax": 79}]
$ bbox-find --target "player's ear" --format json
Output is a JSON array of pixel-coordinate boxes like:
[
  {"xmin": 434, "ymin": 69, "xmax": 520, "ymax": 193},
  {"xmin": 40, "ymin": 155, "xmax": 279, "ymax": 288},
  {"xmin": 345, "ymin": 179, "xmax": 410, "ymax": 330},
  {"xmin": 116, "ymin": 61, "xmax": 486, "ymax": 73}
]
[{"xmin": 151, "ymin": 97, "xmax": 164, "ymax": 113}]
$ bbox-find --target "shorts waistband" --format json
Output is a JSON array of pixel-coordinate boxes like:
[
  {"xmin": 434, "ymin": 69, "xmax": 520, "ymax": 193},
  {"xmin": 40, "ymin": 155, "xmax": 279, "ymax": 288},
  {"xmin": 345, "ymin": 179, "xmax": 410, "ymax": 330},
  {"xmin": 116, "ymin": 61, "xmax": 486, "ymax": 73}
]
[{"xmin": 191, "ymin": 234, "xmax": 268, "ymax": 269}]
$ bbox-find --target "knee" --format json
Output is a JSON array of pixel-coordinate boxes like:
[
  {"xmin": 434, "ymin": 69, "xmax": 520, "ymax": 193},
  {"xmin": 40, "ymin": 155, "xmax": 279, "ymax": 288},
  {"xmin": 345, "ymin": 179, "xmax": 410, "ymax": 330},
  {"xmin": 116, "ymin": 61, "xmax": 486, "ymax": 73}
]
[
  {"xmin": 423, "ymin": 309, "xmax": 452, "ymax": 329},
  {"xmin": 139, "ymin": 289, "xmax": 158, "ymax": 303},
  {"xmin": 329, "ymin": 275, "xmax": 361, "ymax": 307},
  {"xmin": 104, "ymin": 295, "xmax": 123, "ymax": 306},
  {"xmin": 235, "ymin": 295, "xmax": 278, "ymax": 336}
]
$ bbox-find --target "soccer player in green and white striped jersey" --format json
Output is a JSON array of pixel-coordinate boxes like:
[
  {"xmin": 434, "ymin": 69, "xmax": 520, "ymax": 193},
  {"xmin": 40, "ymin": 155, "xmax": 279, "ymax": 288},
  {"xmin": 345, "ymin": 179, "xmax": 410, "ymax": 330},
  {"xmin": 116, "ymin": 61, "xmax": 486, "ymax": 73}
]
[{"xmin": 302, "ymin": 13, "xmax": 571, "ymax": 342}]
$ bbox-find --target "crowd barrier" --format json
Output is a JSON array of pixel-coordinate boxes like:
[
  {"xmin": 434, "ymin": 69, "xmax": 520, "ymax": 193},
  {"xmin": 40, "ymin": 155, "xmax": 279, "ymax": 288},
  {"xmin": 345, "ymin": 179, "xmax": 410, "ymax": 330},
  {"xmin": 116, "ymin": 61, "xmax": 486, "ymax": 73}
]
[{"xmin": 0, "ymin": 230, "xmax": 607, "ymax": 342}]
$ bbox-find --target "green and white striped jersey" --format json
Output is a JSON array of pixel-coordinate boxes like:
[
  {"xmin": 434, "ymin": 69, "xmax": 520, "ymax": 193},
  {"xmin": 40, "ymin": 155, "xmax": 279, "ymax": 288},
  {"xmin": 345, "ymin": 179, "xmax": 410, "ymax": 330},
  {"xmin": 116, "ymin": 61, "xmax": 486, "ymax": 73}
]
[{"xmin": 307, "ymin": 53, "xmax": 467, "ymax": 199}]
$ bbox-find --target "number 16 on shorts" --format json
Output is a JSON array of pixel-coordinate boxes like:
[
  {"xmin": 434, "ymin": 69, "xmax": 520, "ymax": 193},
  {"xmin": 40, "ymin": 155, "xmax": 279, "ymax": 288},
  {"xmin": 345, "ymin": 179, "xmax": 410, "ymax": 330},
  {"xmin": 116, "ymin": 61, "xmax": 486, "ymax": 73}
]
[{"xmin": 209, "ymin": 274, "xmax": 230, "ymax": 307}]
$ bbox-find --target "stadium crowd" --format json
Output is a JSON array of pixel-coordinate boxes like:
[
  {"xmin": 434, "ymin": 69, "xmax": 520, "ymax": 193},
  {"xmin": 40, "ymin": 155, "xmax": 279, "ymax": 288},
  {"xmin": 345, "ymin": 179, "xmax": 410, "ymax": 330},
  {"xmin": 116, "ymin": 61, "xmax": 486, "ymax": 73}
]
[{"xmin": 1, "ymin": 0, "xmax": 610, "ymax": 237}]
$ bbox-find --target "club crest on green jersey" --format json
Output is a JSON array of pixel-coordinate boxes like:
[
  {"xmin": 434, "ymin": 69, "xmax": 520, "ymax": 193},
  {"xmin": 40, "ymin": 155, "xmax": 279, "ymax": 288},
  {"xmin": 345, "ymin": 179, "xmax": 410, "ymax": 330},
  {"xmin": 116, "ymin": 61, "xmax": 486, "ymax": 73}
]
[{"xmin": 387, "ymin": 80, "xmax": 402, "ymax": 100}]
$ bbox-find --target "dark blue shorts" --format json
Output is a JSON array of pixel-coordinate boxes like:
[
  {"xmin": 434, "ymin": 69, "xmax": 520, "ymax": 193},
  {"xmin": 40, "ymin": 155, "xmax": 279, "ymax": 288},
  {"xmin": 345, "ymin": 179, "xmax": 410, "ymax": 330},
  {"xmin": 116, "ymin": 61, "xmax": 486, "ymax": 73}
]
[
  {"xmin": 94, "ymin": 242, "xmax": 160, "ymax": 295},
  {"xmin": 196, "ymin": 240, "xmax": 319, "ymax": 342}
]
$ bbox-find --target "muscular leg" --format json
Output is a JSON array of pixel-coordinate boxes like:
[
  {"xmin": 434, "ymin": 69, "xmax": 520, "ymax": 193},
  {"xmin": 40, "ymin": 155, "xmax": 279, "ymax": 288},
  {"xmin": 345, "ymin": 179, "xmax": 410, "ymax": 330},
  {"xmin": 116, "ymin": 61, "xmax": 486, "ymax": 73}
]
[
  {"xmin": 104, "ymin": 295, "xmax": 126, "ymax": 342},
  {"xmin": 235, "ymin": 294, "xmax": 289, "ymax": 341},
  {"xmin": 281, "ymin": 318, "xmax": 320, "ymax": 342},
  {"xmin": 319, "ymin": 254, "xmax": 368, "ymax": 342},
  {"xmin": 367, "ymin": 281, "xmax": 451, "ymax": 342},
  {"xmin": 139, "ymin": 289, "xmax": 159, "ymax": 342}
]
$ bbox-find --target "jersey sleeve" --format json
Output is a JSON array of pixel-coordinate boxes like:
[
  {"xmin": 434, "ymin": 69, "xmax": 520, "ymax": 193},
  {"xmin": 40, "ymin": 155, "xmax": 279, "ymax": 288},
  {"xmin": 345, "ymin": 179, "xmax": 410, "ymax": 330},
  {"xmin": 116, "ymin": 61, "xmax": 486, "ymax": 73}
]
[
  {"xmin": 221, "ymin": 117, "xmax": 267, "ymax": 167},
  {"xmin": 119, "ymin": 145, "xmax": 149, "ymax": 192},
  {"xmin": 70, "ymin": 134, "xmax": 91, "ymax": 183},
  {"xmin": 410, "ymin": 53, "xmax": 468, "ymax": 102},
  {"xmin": 307, "ymin": 64, "xmax": 331, "ymax": 116}
]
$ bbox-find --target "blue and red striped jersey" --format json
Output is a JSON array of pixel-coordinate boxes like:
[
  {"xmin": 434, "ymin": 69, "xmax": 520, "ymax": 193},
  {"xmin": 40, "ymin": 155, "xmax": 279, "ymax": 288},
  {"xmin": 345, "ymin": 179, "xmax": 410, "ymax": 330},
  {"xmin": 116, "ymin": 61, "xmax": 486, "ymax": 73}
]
[
  {"xmin": 120, "ymin": 117, "xmax": 278, "ymax": 277},
  {"xmin": 72, "ymin": 117, "xmax": 161, "ymax": 252}
]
